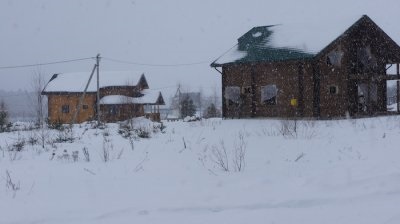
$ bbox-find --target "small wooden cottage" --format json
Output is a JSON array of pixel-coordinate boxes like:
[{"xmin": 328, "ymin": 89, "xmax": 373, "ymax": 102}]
[
  {"xmin": 211, "ymin": 15, "xmax": 400, "ymax": 118},
  {"xmin": 42, "ymin": 71, "xmax": 165, "ymax": 123}
]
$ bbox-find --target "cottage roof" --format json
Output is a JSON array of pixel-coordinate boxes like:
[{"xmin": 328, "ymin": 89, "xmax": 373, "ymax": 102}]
[
  {"xmin": 42, "ymin": 71, "xmax": 148, "ymax": 93},
  {"xmin": 211, "ymin": 15, "xmax": 384, "ymax": 66},
  {"xmin": 99, "ymin": 90, "xmax": 165, "ymax": 105}
]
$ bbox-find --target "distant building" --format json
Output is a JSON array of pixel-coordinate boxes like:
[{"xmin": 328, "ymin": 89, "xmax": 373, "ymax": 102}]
[
  {"xmin": 169, "ymin": 89, "xmax": 202, "ymax": 119},
  {"xmin": 211, "ymin": 15, "xmax": 400, "ymax": 118},
  {"xmin": 42, "ymin": 71, "xmax": 165, "ymax": 123}
]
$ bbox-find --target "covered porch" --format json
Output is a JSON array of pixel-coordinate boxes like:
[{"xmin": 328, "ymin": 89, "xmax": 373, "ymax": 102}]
[
  {"xmin": 134, "ymin": 90, "xmax": 165, "ymax": 122},
  {"xmin": 144, "ymin": 104, "xmax": 162, "ymax": 122},
  {"xmin": 348, "ymin": 63, "xmax": 400, "ymax": 116},
  {"xmin": 99, "ymin": 90, "xmax": 165, "ymax": 123}
]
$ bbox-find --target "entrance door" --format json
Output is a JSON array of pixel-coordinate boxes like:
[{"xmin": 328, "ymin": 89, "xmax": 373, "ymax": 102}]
[{"xmin": 357, "ymin": 82, "xmax": 377, "ymax": 114}]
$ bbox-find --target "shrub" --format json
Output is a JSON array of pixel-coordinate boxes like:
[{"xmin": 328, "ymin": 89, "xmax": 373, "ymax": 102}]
[
  {"xmin": 53, "ymin": 128, "xmax": 74, "ymax": 143},
  {"xmin": 8, "ymin": 134, "xmax": 25, "ymax": 152},
  {"xmin": 209, "ymin": 132, "xmax": 247, "ymax": 172},
  {"xmin": 47, "ymin": 118, "xmax": 64, "ymax": 131},
  {"xmin": 180, "ymin": 96, "xmax": 196, "ymax": 118},
  {"xmin": 135, "ymin": 127, "xmax": 150, "ymax": 138},
  {"xmin": 204, "ymin": 103, "xmax": 220, "ymax": 118},
  {"xmin": 5, "ymin": 170, "xmax": 20, "ymax": 198},
  {"xmin": 82, "ymin": 147, "xmax": 90, "ymax": 162},
  {"xmin": 118, "ymin": 123, "xmax": 134, "ymax": 138},
  {"xmin": 27, "ymin": 135, "xmax": 39, "ymax": 146},
  {"xmin": 279, "ymin": 119, "xmax": 298, "ymax": 138}
]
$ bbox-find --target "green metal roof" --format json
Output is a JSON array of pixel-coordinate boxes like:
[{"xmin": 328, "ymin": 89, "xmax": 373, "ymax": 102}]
[
  {"xmin": 211, "ymin": 25, "xmax": 315, "ymax": 67},
  {"xmin": 211, "ymin": 15, "xmax": 400, "ymax": 67}
]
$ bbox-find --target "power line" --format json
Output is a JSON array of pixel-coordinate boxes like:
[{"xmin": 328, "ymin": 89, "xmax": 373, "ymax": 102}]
[
  {"xmin": 0, "ymin": 93, "xmax": 31, "ymax": 97},
  {"xmin": 0, "ymin": 57, "xmax": 95, "ymax": 70},
  {"xmin": 102, "ymin": 57, "xmax": 211, "ymax": 67},
  {"xmin": 0, "ymin": 56, "xmax": 212, "ymax": 70},
  {"xmin": 151, "ymin": 85, "xmax": 177, "ymax": 90}
]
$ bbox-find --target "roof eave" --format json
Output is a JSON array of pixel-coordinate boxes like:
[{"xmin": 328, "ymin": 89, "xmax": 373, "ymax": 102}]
[
  {"xmin": 41, "ymin": 91, "xmax": 97, "ymax": 95},
  {"xmin": 210, "ymin": 62, "xmax": 223, "ymax": 67},
  {"xmin": 212, "ymin": 56, "xmax": 315, "ymax": 67}
]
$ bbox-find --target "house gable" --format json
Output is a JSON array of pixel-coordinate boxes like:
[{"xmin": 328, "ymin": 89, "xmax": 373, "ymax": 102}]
[
  {"xmin": 313, "ymin": 15, "xmax": 400, "ymax": 118},
  {"xmin": 316, "ymin": 15, "xmax": 400, "ymax": 64},
  {"xmin": 137, "ymin": 74, "xmax": 149, "ymax": 90}
]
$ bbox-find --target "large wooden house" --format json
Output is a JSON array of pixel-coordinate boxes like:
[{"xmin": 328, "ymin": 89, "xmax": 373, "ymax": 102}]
[
  {"xmin": 42, "ymin": 71, "xmax": 165, "ymax": 123},
  {"xmin": 211, "ymin": 15, "xmax": 400, "ymax": 118}
]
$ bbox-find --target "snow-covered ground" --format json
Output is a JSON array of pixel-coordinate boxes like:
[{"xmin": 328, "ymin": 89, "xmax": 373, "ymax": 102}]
[{"xmin": 1, "ymin": 116, "xmax": 400, "ymax": 224}]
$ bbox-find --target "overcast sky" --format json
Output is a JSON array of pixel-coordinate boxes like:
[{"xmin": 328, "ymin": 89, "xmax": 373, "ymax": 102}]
[{"xmin": 0, "ymin": 0, "xmax": 399, "ymax": 97}]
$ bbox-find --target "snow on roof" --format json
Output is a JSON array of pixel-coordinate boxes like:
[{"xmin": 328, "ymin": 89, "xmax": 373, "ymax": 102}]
[
  {"xmin": 212, "ymin": 15, "xmax": 363, "ymax": 66},
  {"xmin": 99, "ymin": 89, "xmax": 164, "ymax": 105},
  {"xmin": 133, "ymin": 89, "xmax": 164, "ymax": 105},
  {"xmin": 99, "ymin": 95, "xmax": 131, "ymax": 105},
  {"xmin": 212, "ymin": 44, "xmax": 247, "ymax": 65},
  {"xmin": 43, "ymin": 71, "xmax": 145, "ymax": 93}
]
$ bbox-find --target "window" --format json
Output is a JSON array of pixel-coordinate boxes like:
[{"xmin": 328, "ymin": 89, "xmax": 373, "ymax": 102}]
[
  {"xmin": 326, "ymin": 50, "xmax": 344, "ymax": 67},
  {"xmin": 386, "ymin": 64, "xmax": 397, "ymax": 75},
  {"xmin": 358, "ymin": 47, "xmax": 372, "ymax": 66},
  {"xmin": 329, "ymin": 85, "xmax": 338, "ymax": 95},
  {"xmin": 224, "ymin": 86, "xmax": 240, "ymax": 105},
  {"xmin": 357, "ymin": 46, "xmax": 377, "ymax": 72},
  {"xmin": 82, "ymin": 105, "xmax": 89, "ymax": 110},
  {"xmin": 261, "ymin": 84, "xmax": 278, "ymax": 105},
  {"xmin": 61, "ymin": 105, "xmax": 69, "ymax": 113},
  {"xmin": 109, "ymin": 105, "xmax": 118, "ymax": 115},
  {"xmin": 358, "ymin": 83, "xmax": 377, "ymax": 103}
]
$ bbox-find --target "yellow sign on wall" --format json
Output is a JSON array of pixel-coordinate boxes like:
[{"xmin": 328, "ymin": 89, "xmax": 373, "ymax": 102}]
[{"xmin": 290, "ymin": 98, "xmax": 298, "ymax": 107}]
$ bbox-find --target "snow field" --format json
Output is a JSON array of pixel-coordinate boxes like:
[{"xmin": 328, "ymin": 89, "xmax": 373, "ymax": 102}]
[{"xmin": 1, "ymin": 117, "xmax": 400, "ymax": 224}]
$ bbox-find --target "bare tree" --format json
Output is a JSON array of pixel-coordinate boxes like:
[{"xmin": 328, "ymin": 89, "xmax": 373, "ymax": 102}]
[
  {"xmin": 35, "ymin": 127, "xmax": 50, "ymax": 149},
  {"xmin": 211, "ymin": 84, "xmax": 221, "ymax": 108},
  {"xmin": 82, "ymin": 147, "xmax": 90, "ymax": 162},
  {"xmin": 211, "ymin": 140, "xmax": 229, "ymax": 171},
  {"xmin": 30, "ymin": 69, "xmax": 47, "ymax": 127},
  {"xmin": 203, "ymin": 84, "xmax": 222, "ymax": 118},
  {"xmin": 233, "ymin": 131, "xmax": 247, "ymax": 172},
  {"xmin": 102, "ymin": 136, "xmax": 112, "ymax": 162},
  {"xmin": 5, "ymin": 170, "xmax": 20, "ymax": 198},
  {"xmin": 198, "ymin": 87, "xmax": 203, "ymax": 118}
]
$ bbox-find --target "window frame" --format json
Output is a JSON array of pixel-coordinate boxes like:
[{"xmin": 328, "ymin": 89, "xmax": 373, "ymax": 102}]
[
  {"xmin": 326, "ymin": 50, "xmax": 344, "ymax": 67},
  {"xmin": 260, "ymin": 84, "xmax": 278, "ymax": 105},
  {"xmin": 109, "ymin": 105, "xmax": 118, "ymax": 115},
  {"xmin": 61, "ymin": 105, "xmax": 70, "ymax": 114},
  {"xmin": 328, "ymin": 85, "xmax": 339, "ymax": 95},
  {"xmin": 224, "ymin": 86, "xmax": 241, "ymax": 106}
]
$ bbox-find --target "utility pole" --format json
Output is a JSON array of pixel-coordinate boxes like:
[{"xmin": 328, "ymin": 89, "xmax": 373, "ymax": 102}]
[
  {"xmin": 397, "ymin": 63, "xmax": 399, "ymax": 113},
  {"xmin": 71, "ymin": 63, "xmax": 97, "ymax": 125},
  {"xmin": 96, "ymin": 54, "xmax": 101, "ymax": 125},
  {"xmin": 177, "ymin": 84, "xmax": 182, "ymax": 118}
]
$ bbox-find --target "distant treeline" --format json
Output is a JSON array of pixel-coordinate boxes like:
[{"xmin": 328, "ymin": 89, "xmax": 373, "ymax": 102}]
[{"xmin": 0, "ymin": 90, "xmax": 35, "ymax": 121}]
